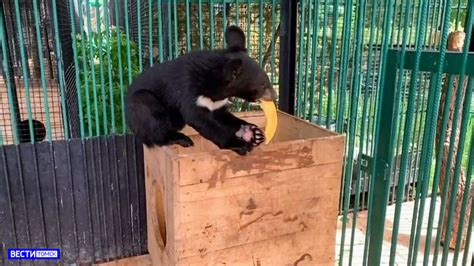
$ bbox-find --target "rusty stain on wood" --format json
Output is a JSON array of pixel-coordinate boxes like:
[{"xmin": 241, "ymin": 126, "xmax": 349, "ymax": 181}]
[
  {"xmin": 293, "ymin": 253, "xmax": 313, "ymax": 265},
  {"xmin": 239, "ymin": 210, "xmax": 284, "ymax": 230},
  {"xmin": 284, "ymin": 215, "xmax": 298, "ymax": 222}
]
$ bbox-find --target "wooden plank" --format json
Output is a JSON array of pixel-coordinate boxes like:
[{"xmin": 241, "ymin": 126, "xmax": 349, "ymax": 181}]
[
  {"xmin": 178, "ymin": 163, "xmax": 341, "ymax": 202},
  {"xmin": 175, "ymin": 111, "xmax": 337, "ymax": 155},
  {"xmin": 173, "ymin": 163, "xmax": 342, "ymax": 258},
  {"xmin": 144, "ymin": 147, "xmax": 171, "ymax": 265},
  {"xmin": 178, "ymin": 230, "xmax": 334, "ymax": 265},
  {"xmin": 177, "ymin": 136, "xmax": 344, "ymax": 186}
]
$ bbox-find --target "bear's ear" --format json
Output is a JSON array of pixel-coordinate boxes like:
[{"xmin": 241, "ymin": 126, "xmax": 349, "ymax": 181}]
[
  {"xmin": 223, "ymin": 58, "xmax": 242, "ymax": 82},
  {"xmin": 225, "ymin": 25, "xmax": 246, "ymax": 51}
]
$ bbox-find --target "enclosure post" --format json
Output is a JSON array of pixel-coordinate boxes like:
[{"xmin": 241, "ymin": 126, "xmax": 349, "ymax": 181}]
[
  {"xmin": 367, "ymin": 50, "xmax": 398, "ymax": 265},
  {"xmin": 278, "ymin": 0, "xmax": 297, "ymax": 114},
  {"xmin": 470, "ymin": 25, "xmax": 474, "ymax": 52}
]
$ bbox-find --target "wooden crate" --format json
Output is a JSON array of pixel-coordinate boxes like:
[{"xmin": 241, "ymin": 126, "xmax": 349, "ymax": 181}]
[{"xmin": 144, "ymin": 111, "xmax": 345, "ymax": 265}]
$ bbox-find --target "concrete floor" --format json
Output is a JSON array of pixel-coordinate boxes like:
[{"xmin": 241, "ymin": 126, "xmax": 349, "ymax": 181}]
[{"xmin": 336, "ymin": 197, "xmax": 474, "ymax": 265}]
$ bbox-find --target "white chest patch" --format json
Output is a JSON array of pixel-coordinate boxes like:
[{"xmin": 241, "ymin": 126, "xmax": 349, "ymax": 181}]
[{"xmin": 196, "ymin": 96, "xmax": 229, "ymax": 111}]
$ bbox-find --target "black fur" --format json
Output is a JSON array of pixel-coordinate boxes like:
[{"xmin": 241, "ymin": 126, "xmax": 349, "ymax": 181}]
[
  {"xmin": 18, "ymin": 119, "xmax": 46, "ymax": 143},
  {"xmin": 125, "ymin": 25, "xmax": 276, "ymax": 155}
]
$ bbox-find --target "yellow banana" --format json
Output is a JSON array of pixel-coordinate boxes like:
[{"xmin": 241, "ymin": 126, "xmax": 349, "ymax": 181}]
[{"xmin": 258, "ymin": 100, "xmax": 278, "ymax": 144}]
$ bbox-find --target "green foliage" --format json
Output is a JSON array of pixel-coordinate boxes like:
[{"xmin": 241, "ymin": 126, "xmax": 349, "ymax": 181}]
[{"xmin": 75, "ymin": 27, "xmax": 140, "ymax": 136}]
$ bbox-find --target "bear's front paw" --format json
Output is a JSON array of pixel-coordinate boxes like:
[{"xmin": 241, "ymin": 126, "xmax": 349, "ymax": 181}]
[
  {"xmin": 235, "ymin": 124, "xmax": 265, "ymax": 147},
  {"xmin": 226, "ymin": 137, "xmax": 253, "ymax": 156}
]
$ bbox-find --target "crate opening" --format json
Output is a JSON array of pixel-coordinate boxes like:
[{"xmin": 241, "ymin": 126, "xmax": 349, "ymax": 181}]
[
  {"xmin": 168, "ymin": 111, "xmax": 337, "ymax": 155},
  {"xmin": 154, "ymin": 183, "xmax": 167, "ymax": 247}
]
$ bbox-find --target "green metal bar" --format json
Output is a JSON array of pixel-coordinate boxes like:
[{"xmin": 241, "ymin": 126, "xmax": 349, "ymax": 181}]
[
  {"xmin": 302, "ymin": 0, "xmax": 313, "ymax": 119},
  {"xmin": 367, "ymin": 51, "xmax": 398, "ymax": 266},
  {"xmin": 420, "ymin": 0, "xmax": 455, "ymax": 262},
  {"xmin": 394, "ymin": 0, "xmax": 403, "ymax": 45},
  {"xmin": 124, "ymin": 0, "xmax": 133, "ymax": 132},
  {"xmin": 138, "ymin": 0, "xmax": 274, "ymax": 2},
  {"xmin": 246, "ymin": 0, "xmax": 251, "ymax": 52},
  {"xmin": 223, "ymin": 0, "xmax": 228, "ymax": 44},
  {"xmin": 326, "ymin": 0, "xmax": 340, "ymax": 128},
  {"xmin": 365, "ymin": 99, "xmax": 381, "ymax": 250},
  {"xmin": 138, "ymin": 0, "xmax": 143, "ymax": 72},
  {"xmin": 342, "ymin": 0, "xmax": 368, "ymax": 264},
  {"xmin": 430, "ymin": 0, "xmax": 440, "ymax": 48},
  {"xmin": 407, "ymin": 0, "xmax": 417, "ymax": 46},
  {"xmin": 199, "ymin": 0, "xmax": 204, "ymax": 49},
  {"xmin": 13, "ymin": 0, "xmax": 34, "ymax": 142},
  {"xmin": 389, "ymin": 25, "xmax": 412, "ymax": 265},
  {"xmin": 435, "ymin": 0, "xmax": 445, "ymax": 48},
  {"xmin": 0, "ymin": 5, "xmax": 19, "ymax": 144},
  {"xmin": 407, "ymin": 1, "xmax": 430, "ymax": 261},
  {"xmin": 186, "ymin": 0, "xmax": 191, "ymax": 52},
  {"xmin": 114, "ymin": 0, "xmax": 126, "ymax": 133},
  {"xmin": 454, "ymin": 0, "xmax": 463, "ymax": 30},
  {"xmin": 441, "ymin": 79, "xmax": 474, "ymax": 265},
  {"xmin": 356, "ymin": 0, "xmax": 377, "ymax": 257},
  {"xmin": 363, "ymin": 2, "xmax": 387, "ymax": 259},
  {"xmin": 453, "ymin": 113, "xmax": 474, "ymax": 264},
  {"xmin": 317, "ymin": 0, "xmax": 329, "ymax": 125},
  {"xmin": 308, "ymin": 0, "xmax": 320, "ymax": 121},
  {"xmin": 388, "ymin": 0, "xmax": 423, "ymax": 263},
  {"xmin": 442, "ymin": 5, "xmax": 474, "ymax": 263},
  {"xmin": 388, "ymin": 51, "xmax": 474, "ymax": 75},
  {"xmin": 390, "ymin": 0, "xmax": 398, "ymax": 44},
  {"xmin": 173, "ymin": 0, "xmax": 179, "ymax": 57},
  {"xmin": 124, "ymin": 0, "xmax": 133, "ymax": 85},
  {"xmin": 366, "ymin": 0, "xmax": 397, "ymax": 260},
  {"xmin": 51, "ymin": 0, "xmax": 70, "ymax": 139},
  {"xmin": 417, "ymin": 73, "xmax": 442, "ymax": 266},
  {"xmin": 96, "ymin": 5, "xmax": 109, "ymax": 135},
  {"xmin": 167, "ymin": 1, "xmax": 174, "ymax": 59},
  {"xmin": 149, "ymin": 0, "xmax": 153, "ymax": 65},
  {"xmin": 368, "ymin": 0, "xmax": 385, "ymax": 154},
  {"xmin": 425, "ymin": 0, "xmax": 441, "ymax": 49},
  {"xmin": 235, "ymin": 0, "xmax": 240, "ymax": 25},
  {"xmin": 104, "ymin": 0, "xmax": 116, "ymax": 134},
  {"xmin": 461, "ymin": 192, "xmax": 474, "ymax": 265},
  {"xmin": 157, "ymin": 0, "xmax": 164, "ymax": 63},
  {"xmin": 78, "ymin": 0, "xmax": 93, "ymax": 137},
  {"xmin": 295, "ymin": 0, "xmax": 306, "ymax": 117},
  {"xmin": 433, "ymin": 55, "xmax": 467, "ymax": 266},
  {"xmin": 335, "ymin": 0, "xmax": 354, "ymax": 133},
  {"xmin": 407, "ymin": 73, "xmax": 430, "ymax": 265},
  {"xmin": 359, "ymin": 0, "xmax": 381, "ymax": 208},
  {"xmin": 210, "ymin": 0, "xmax": 215, "ymax": 49},
  {"xmin": 85, "ymin": 2, "xmax": 101, "ymax": 136},
  {"xmin": 32, "ymin": 0, "xmax": 52, "ymax": 141},
  {"xmin": 269, "ymin": 0, "xmax": 277, "ymax": 89},
  {"xmin": 391, "ymin": 81, "xmax": 405, "ymax": 206}
]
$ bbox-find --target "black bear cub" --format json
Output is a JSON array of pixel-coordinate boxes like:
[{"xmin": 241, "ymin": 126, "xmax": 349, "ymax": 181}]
[{"xmin": 125, "ymin": 25, "xmax": 277, "ymax": 155}]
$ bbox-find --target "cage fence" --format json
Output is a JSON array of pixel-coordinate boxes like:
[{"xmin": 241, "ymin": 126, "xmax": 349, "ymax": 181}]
[
  {"xmin": 0, "ymin": 0, "xmax": 281, "ymax": 144},
  {"xmin": 0, "ymin": 0, "xmax": 65, "ymax": 144},
  {"xmin": 0, "ymin": 0, "xmax": 474, "ymax": 265},
  {"xmin": 290, "ymin": 0, "xmax": 473, "ymax": 264}
]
